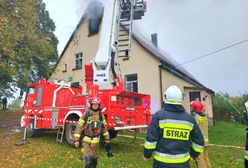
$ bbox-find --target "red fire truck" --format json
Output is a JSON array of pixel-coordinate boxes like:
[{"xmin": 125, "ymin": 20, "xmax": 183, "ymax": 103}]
[
  {"xmin": 20, "ymin": 0, "xmax": 150, "ymax": 145},
  {"xmin": 21, "ymin": 73, "xmax": 150, "ymax": 145}
]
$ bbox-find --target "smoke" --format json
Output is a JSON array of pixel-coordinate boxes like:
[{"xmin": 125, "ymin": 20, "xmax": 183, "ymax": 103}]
[
  {"xmin": 76, "ymin": 0, "xmax": 104, "ymax": 19},
  {"xmin": 85, "ymin": 0, "xmax": 104, "ymax": 19}
]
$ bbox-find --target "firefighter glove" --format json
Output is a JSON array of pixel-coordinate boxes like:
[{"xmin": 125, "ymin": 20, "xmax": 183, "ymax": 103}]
[{"xmin": 104, "ymin": 142, "xmax": 113, "ymax": 158}]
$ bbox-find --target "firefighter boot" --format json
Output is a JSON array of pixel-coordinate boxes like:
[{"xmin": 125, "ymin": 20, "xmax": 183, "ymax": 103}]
[
  {"xmin": 92, "ymin": 157, "xmax": 98, "ymax": 168},
  {"xmin": 84, "ymin": 156, "xmax": 94, "ymax": 168}
]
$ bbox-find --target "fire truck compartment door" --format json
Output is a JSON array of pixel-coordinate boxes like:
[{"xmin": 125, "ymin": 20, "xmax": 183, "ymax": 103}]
[{"xmin": 51, "ymin": 109, "xmax": 59, "ymax": 128}]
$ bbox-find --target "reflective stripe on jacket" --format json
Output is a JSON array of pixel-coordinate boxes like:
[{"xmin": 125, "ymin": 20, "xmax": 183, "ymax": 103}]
[
  {"xmin": 73, "ymin": 110, "xmax": 110, "ymax": 142},
  {"xmin": 144, "ymin": 104, "xmax": 204, "ymax": 167},
  {"xmin": 195, "ymin": 113, "xmax": 209, "ymax": 146}
]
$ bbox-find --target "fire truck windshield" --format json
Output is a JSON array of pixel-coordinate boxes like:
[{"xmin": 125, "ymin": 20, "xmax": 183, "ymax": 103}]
[{"xmin": 27, "ymin": 87, "xmax": 35, "ymax": 95}]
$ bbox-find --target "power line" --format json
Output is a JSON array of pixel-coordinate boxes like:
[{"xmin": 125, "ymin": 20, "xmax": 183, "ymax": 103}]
[{"xmin": 176, "ymin": 38, "xmax": 248, "ymax": 67}]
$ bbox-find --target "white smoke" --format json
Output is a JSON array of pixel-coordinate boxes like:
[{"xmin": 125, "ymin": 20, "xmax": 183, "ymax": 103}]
[{"xmin": 76, "ymin": 0, "xmax": 104, "ymax": 19}]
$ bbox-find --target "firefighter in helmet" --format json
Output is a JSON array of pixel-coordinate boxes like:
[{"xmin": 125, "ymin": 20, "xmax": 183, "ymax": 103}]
[
  {"xmin": 191, "ymin": 98, "xmax": 212, "ymax": 168},
  {"xmin": 144, "ymin": 85, "xmax": 204, "ymax": 168},
  {"xmin": 74, "ymin": 97, "xmax": 112, "ymax": 168}
]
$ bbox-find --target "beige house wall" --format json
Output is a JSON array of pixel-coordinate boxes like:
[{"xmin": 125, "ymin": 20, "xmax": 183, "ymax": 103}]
[
  {"xmin": 50, "ymin": 20, "xmax": 101, "ymax": 94},
  {"xmin": 161, "ymin": 70, "xmax": 194, "ymax": 110},
  {"xmin": 117, "ymin": 39, "xmax": 161, "ymax": 113},
  {"xmin": 49, "ymin": 18, "xmax": 213, "ymax": 120}
]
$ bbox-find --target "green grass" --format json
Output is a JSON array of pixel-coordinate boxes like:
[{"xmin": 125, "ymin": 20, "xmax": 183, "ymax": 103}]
[
  {"xmin": 206, "ymin": 121, "xmax": 246, "ymax": 168},
  {"xmin": 0, "ymin": 112, "xmax": 247, "ymax": 167},
  {"xmin": 209, "ymin": 121, "xmax": 246, "ymax": 146}
]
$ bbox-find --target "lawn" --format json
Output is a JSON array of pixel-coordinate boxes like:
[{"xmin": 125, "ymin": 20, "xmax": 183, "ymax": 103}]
[{"xmin": 0, "ymin": 110, "xmax": 247, "ymax": 168}]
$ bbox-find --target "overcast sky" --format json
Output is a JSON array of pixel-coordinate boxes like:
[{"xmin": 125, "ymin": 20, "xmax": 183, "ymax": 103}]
[{"xmin": 43, "ymin": 0, "xmax": 248, "ymax": 96}]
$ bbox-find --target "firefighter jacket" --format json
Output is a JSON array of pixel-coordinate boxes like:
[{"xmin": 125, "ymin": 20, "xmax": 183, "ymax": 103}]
[
  {"xmin": 244, "ymin": 128, "xmax": 248, "ymax": 168},
  {"xmin": 144, "ymin": 104, "xmax": 204, "ymax": 167},
  {"xmin": 195, "ymin": 112, "xmax": 209, "ymax": 146},
  {"xmin": 74, "ymin": 110, "xmax": 110, "ymax": 144}
]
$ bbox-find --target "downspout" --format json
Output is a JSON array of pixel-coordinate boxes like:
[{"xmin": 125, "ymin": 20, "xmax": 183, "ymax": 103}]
[
  {"xmin": 211, "ymin": 93, "xmax": 215, "ymax": 126},
  {"xmin": 159, "ymin": 64, "xmax": 163, "ymax": 109}
]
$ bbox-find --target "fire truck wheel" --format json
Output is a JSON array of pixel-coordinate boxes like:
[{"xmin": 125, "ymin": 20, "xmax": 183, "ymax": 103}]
[
  {"xmin": 65, "ymin": 123, "xmax": 76, "ymax": 146},
  {"xmin": 108, "ymin": 130, "xmax": 118, "ymax": 139}
]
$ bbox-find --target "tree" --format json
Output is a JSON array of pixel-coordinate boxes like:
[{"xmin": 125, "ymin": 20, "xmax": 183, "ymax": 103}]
[
  {"xmin": 213, "ymin": 93, "xmax": 233, "ymax": 119},
  {"xmin": 0, "ymin": 0, "xmax": 58, "ymax": 97},
  {"xmin": 213, "ymin": 92, "xmax": 248, "ymax": 123}
]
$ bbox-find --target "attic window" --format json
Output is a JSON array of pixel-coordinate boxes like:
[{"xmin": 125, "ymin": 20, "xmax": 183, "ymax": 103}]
[{"xmin": 88, "ymin": 18, "xmax": 100, "ymax": 36}]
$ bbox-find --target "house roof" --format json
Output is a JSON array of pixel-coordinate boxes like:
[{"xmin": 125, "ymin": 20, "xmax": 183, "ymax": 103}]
[
  {"xmin": 53, "ymin": 13, "xmax": 214, "ymax": 94},
  {"xmin": 132, "ymin": 31, "xmax": 214, "ymax": 94}
]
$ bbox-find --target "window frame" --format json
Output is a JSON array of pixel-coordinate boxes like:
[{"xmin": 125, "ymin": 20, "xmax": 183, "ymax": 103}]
[
  {"xmin": 73, "ymin": 52, "xmax": 83, "ymax": 70},
  {"xmin": 125, "ymin": 74, "xmax": 138, "ymax": 92}
]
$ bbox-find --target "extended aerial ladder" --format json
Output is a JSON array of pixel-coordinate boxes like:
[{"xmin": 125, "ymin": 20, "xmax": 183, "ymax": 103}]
[{"xmin": 91, "ymin": 0, "xmax": 146, "ymax": 90}]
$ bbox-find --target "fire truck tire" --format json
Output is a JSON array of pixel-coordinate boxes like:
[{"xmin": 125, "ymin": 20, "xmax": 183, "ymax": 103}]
[
  {"xmin": 65, "ymin": 123, "xmax": 77, "ymax": 146},
  {"xmin": 108, "ymin": 130, "xmax": 118, "ymax": 139}
]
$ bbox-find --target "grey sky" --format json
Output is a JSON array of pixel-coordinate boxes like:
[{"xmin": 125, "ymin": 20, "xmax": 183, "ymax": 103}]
[{"xmin": 44, "ymin": 0, "xmax": 248, "ymax": 96}]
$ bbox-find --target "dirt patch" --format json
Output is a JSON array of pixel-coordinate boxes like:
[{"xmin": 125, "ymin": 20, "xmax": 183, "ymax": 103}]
[{"xmin": 0, "ymin": 111, "xmax": 22, "ymax": 139}]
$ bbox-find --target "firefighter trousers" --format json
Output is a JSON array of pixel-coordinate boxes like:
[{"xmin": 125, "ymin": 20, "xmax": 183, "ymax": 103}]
[
  {"xmin": 82, "ymin": 142, "xmax": 99, "ymax": 168},
  {"xmin": 82, "ymin": 142, "xmax": 99, "ymax": 158},
  {"xmin": 196, "ymin": 146, "xmax": 211, "ymax": 168}
]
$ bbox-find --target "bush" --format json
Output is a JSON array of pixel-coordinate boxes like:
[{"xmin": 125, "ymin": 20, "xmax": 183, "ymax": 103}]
[{"xmin": 213, "ymin": 92, "xmax": 248, "ymax": 124}]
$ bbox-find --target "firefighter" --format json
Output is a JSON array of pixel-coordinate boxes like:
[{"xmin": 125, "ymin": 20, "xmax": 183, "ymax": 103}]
[
  {"xmin": 2, "ymin": 97, "xmax": 7, "ymax": 110},
  {"xmin": 143, "ymin": 85, "xmax": 204, "ymax": 168},
  {"xmin": 74, "ymin": 97, "xmax": 112, "ymax": 168},
  {"xmin": 245, "ymin": 128, "xmax": 248, "ymax": 168},
  {"xmin": 191, "ymin": 98, "xmax": 211, "ymax": 168}
]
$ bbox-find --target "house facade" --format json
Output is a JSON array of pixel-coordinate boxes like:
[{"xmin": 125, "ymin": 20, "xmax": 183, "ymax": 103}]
[{"xmin": 50, "ymin": 16, "xmax": 214, "ymax": 124}]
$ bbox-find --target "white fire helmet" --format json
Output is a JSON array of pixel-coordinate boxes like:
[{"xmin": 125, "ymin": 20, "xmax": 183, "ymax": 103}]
[
  {"xmin": 90, "ymin": 97, "xmax": 101, "ymax": 104},
  {"xmin": 164, "ymin": 85, "xmax": 183, "ymax": 105}
]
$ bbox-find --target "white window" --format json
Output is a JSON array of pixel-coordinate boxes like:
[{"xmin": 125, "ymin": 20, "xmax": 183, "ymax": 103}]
[
  {"xmin": 74, "ymin": 52, "xmax": 82, "ymax": 69},
  {"xmin": 125, "ymin": 74, "xmax": 138, "ymax": 92}
]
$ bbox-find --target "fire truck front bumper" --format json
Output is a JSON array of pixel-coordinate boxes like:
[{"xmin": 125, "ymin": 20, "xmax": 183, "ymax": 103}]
[{"xmin": 113, "ymin": 125, "xmax": 148, "ymax": 131}]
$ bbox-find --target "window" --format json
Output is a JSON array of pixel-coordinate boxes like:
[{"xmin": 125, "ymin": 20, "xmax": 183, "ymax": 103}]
[
  {"xmin": 36, "ymin": 86, "xmax": 43, "ymax": 107},
  {"xmin": 125, "ymin": 74, "xmax": 138, "ymax": 92},
  {"xmin": 189, "ymin": 91, "xmax": 201, "ymax": 102},
  {"xmin": 88, "ymin": 18, "xmax": 100, "ymax": 36},
  {"xmin": 27, "ymin": 87, "xmax": 35, "ymax": 95},
  {"xmin": 74, "ymin": 53, "xmax": 82, "ymax": 70},
  {"xmin": 62, "ymin": 64, "xmax": 67, "ymax": 73}
]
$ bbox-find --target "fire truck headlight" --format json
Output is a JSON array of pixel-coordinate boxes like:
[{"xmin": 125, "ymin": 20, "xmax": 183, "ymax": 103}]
[{"xmin": 20, "ymin": 116, "xmax": 25, "ymax": 127}]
